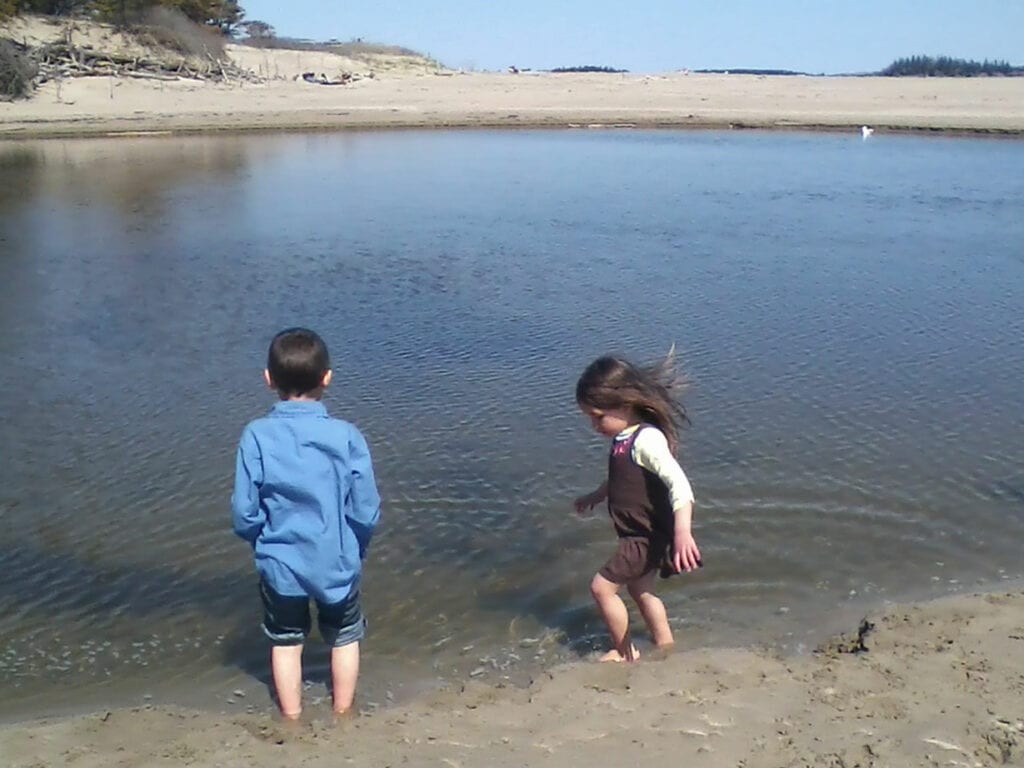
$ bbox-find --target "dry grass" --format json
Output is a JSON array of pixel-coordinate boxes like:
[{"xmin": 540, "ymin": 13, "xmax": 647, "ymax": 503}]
[
  {"xmin": 134, "ymin": 7, "xmax": 226, "ymax": 62},
  {"xmin": 0, "ymin": 37, "xmax": 36, "ymax": 100},
  {"xmin": 239, "ymin": 35, "xmax": 432, "ymax": 62}
]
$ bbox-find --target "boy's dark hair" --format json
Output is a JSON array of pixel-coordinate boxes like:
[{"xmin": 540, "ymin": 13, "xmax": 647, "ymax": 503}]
[
  {"xmin": 267, "ymin": 328, "xmax": 330, "ymax": 396},
  {"xmin": 576, "ymin": 350, "xmax": 689, "ymax": 453}
]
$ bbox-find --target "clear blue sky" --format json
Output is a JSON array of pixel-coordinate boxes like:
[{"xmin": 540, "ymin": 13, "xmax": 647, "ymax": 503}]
[{"xmin": 237, "ymin": 1, "xmax": 1024, "ymax": 74}]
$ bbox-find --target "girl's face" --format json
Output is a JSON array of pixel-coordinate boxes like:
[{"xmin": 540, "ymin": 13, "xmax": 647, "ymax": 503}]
[{"xmin": 580, "ymin": 405, "xmax": 636, "ymax": 438}]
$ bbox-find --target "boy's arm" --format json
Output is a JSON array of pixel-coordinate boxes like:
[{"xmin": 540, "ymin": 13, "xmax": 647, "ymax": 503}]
[
  {"xmin": 347, "ymin": 429, "xmax": 381, "ymax": 560},
  {"xmin": 231, "ymin": 427, "xmax": 265, "ymax": 546}
]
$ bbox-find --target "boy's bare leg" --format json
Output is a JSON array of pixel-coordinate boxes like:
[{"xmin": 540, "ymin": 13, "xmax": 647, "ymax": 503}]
[
  {"xmin": 590, "ymin": 573, "xmax": 639, "ymax": 661},
  {"xmin": 330, "ymin": 642, "xmax": 360, "ymax": 714},
  {"xmin": 628, "ymin": 571, "xmax": 674, "ymax": 648},
  {"xmin": 271, "ymin": 644, "xmax": 304, "ymax": 719}
]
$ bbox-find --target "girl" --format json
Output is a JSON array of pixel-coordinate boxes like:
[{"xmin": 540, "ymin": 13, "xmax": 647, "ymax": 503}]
[{"xmin": 573, "ymin": 353, "xmax": 702, "ymax": 662}]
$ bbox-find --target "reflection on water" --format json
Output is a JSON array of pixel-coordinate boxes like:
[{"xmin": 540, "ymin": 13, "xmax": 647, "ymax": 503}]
[
  {"xmin": 1, "ymin": 129, "xmax": 1023, "ymax": 720},
  {"xmin": 0, "ymin": 136, "xmax": 248, "ymax": 210}
]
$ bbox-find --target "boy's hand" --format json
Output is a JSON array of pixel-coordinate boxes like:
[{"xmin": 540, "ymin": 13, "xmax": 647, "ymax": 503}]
[{"xmin": 672, "ymin": 531, "xmax": 702, "ymax": 572}]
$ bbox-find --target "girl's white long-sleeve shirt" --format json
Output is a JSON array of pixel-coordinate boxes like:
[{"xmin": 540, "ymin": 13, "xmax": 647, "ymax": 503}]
[{"xmin": 613, "ymin": 425, "xmax": 694, "ymax": 511}]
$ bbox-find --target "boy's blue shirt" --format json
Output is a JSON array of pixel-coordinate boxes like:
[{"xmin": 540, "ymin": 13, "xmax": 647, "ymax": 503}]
[{"xmin": 232, "ymin": 400, "xmax": 381, "ymax": 604}]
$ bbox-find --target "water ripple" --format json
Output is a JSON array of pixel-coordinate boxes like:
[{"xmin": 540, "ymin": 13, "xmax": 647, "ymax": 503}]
[{"xmin": 1, "ymin": 129, "xmax": 1022, "ymax": 716}]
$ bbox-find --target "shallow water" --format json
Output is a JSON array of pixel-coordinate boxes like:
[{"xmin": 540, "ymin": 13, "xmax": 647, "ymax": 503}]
[{"xmin": 1, "ymin": 129, "xmax": 1023, "ymax": 719}]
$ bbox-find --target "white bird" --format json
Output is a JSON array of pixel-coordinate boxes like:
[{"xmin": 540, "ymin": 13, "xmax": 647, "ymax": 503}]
[{"xmin": 861, "ymin": 125, "xmax": 874, "ymax": 139}]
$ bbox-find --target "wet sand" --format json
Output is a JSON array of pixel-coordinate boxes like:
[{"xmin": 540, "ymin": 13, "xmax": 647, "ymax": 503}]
[{"xmin": 2, "ymin": 590, "xmax": 1022, "ymax": 767}]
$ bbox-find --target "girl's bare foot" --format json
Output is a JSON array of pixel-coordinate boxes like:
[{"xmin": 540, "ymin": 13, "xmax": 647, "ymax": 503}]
[
  {"xmin": 649, "ymin": 641, "xmax": 675, "ymax": 660},
  {"xmin": 598, "ymin": 645, "xmax": 640, "ymax": 662}
]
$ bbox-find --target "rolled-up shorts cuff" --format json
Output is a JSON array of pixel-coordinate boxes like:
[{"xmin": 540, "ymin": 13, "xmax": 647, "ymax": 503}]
[
  {"xmin": 321, "ymin": 615, "xmax": 366, "ymax": 648},
  {"xmin": 261, "ymin": 624, "xmax": 306, "ymax": 645},
  {"xmin": 259, "ymin": 580, "xmax": 366, "ymax": 647},
  {"xmin": 317, "ymin": 587, "xmax": 365, "ymax": 647}
]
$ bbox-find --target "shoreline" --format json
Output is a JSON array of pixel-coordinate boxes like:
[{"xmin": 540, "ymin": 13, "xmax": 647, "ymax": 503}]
[
  {"xmin": 2, "ymin": 588, "xmax": 1022, "ymax": 766},
  {"xmin": 4, "ymin": 72, "xmax": 1024, "ymax": 140},
  {"xmin": 6, "ymin": 120, "xmax": 1024, "ymax": 143}
]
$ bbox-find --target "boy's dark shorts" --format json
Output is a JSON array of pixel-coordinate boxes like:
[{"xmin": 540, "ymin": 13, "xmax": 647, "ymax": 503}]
[
  {"xmin": 259, "ymin": 580, "xmax": 365, "ymax": 648},
  {"xmin": 599, "ymin": 535, "xmax": 675, "ymax": 584}
]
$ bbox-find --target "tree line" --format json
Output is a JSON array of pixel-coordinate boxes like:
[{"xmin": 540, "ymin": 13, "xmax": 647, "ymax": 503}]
[
  {"xmin": 0, "ymin": 1, "xmax": 247, "ymax": 35},
  {"xmin": 881, "ymin": 55, "xmax": 1023, "ymax": 77}
]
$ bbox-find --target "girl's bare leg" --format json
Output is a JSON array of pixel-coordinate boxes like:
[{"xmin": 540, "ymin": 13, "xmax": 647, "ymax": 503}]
[
  {"xmin": 330, "ymin": 642, "xmax": 360, "ymax": 714},
  {"xmin": 628, "ymin": 571, "xmax": 674, "ymax": 648},
  {"xmin": 590, "ymin": 573, "xmax": 639, "ymax": 661},
  {"xmin": 270, "ymin": 644, "xmax": 304, "ymax": 719}
]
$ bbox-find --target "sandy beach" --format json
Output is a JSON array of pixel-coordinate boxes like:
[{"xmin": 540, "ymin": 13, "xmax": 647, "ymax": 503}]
[
  {"xmin": 2, "ymin": 590, "xmax": 1022, "ymax": 767},
  {"xmin": 4, "ymin": 70, "xmax": 1024, "ymax": 140},
  {"xmin": 2, "ymin": 16, "xmax": 1024, "ymax": 139}
]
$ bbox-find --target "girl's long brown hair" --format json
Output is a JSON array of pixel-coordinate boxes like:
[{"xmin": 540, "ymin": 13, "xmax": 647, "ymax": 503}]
[{"xmin": 575, "ymin": 348, "xmax": 689, "ymax": 453}]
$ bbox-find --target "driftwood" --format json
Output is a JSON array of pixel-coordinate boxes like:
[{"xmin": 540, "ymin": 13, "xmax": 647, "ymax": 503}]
[
  {"xmin": 29, "ymin": 34, "xmax": 263, "ymax": 87},
  {"xmin": 298, "ymin": 70, "xmax": 360, "ymax": 85}
]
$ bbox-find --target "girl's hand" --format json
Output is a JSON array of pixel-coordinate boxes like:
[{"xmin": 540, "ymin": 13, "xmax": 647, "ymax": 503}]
[
  {"xmin": 672, "ymin": 531, "xmax": 702, "ymax": 572},
  {"xmin": 573, "ymin": 482, "xmax": 608, "ymax": 517},
  {"xmin": 573, "ymin": 492, "xmax": 600, "ymax": 516}
]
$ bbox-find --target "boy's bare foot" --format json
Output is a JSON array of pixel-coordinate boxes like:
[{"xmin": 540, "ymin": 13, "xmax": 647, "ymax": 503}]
[{"xmin": 598, "ymin": 646, "xmax": 640, "ymax": 662}]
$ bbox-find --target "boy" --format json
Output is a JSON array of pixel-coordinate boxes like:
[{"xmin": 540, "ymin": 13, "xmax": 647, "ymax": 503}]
[{"xmin": 232, "ymin": 327, "xmax": 381, "ymax": 719}]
